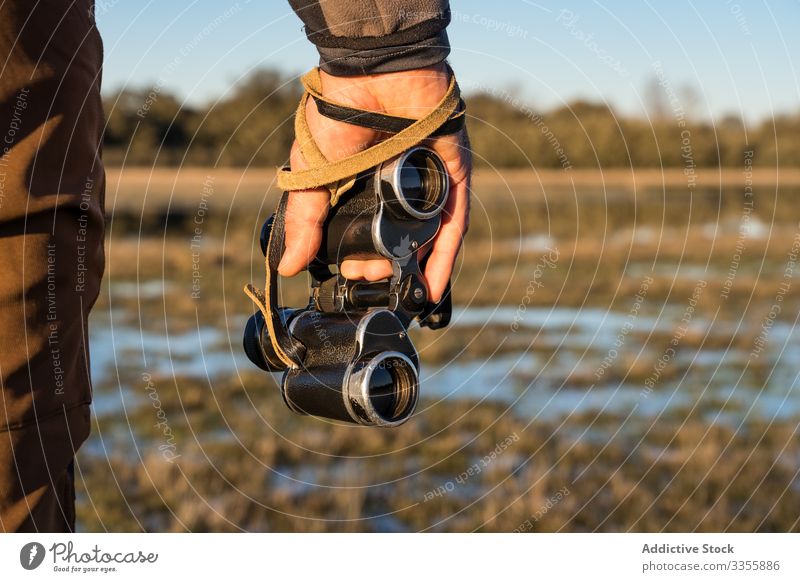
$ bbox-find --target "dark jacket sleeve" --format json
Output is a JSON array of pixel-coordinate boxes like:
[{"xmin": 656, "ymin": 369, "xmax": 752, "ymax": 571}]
[{"xmin": 288, "ymin": 0, "xmax": 451, "ymax": 76}]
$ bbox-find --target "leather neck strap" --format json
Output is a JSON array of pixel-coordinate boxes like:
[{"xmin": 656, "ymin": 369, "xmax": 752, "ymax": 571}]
[
  {"xmin": 311, "ymin": 94, "xmax": 466, "ymax": 137},
  {"xmin": 243, "ymin": 192, "xmax": 304, "ymax": 369}
]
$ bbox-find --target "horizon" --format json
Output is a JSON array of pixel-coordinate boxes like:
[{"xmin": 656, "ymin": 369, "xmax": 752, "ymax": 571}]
[
  {"xmin": 102, "ymin": 66, "xmax": 793, "ymax": 128},
  {"xmin": 96, "ymin": 1, "xmax": 800, "ymax": 123}
]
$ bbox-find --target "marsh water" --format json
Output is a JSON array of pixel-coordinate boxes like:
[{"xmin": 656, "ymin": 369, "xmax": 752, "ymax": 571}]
[
  {"xmin": 88, "ymin": 303, "xmax": 800, "ymax": 432},
  {"xmin": 77, "ymin": 179, "xmax": 800, "ymax": 532}
]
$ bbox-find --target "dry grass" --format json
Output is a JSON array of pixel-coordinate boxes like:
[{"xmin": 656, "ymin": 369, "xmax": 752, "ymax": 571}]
[
  {"xmin": 76, "ymin": 372, "xmax": 800, "ymax": 532},
  {"xmin": 105, "ymin": 166, "xmax": 800, "ymax": 211},
  {"xmin": 78, "ymin": 169, "xmax": 800, "ymax": 532}
]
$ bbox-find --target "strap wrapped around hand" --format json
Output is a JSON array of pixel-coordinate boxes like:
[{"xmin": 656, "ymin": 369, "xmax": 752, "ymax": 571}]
[
  {"xmin": 246, "ymin": 67, "xmax": 465, "ymax": 368},
  {"xmin": 277, "ymin": 66, "xmax": 464, "ymax": 205},
  {"xmin": 243, "ymin": 193, "xmax": 304, "ymax": 369},
  {"xmin": 311, "ymin": 90, "xmax": 465, "ymax": 137}
]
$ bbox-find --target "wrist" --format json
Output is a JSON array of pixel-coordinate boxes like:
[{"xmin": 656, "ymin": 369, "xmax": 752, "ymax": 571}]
[{"xmin": 318, "ymin": 63, "xmax": 451, "ymax": 119}]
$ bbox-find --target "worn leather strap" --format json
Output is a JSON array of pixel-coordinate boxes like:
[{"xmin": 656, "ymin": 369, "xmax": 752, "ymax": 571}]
[
  {"xmin": 243, "ymin": 192, "xmax": 304, "ymax": 369},
  {"xmin": 312, "ymin": 94, "xmax": 466, "ymax": 137},
  {"xmin": 276, "ymin": 66, "xmax": 462, "ymax": 204}
]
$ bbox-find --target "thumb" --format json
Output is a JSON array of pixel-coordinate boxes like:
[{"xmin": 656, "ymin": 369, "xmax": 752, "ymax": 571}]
[{"xmin": 277, "ymin": 142, "xmax": 330, "ymax": 276}]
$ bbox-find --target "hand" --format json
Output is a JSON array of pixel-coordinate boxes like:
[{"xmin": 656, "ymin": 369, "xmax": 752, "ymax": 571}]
[{"xmin": 278, "ymin": 63, "xmax": 471, "ymax": 302}]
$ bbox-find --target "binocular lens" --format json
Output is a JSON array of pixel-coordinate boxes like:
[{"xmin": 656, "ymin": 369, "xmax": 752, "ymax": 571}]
[
  {"xmin": 398, "ymin": 149, "xmax": 446, "ymax": 216},
  {"xmin": 368, "ymin": 366, "xmax": 396, "ymax": 418},
  {"xmin": 381, "ymin": 147, "xmax": 448, "ymax": 220},
  {"xmin": 350, "ymin": 352, "xmax": 418, "ymax": 425},
  {"xmin": 367, "ymin": 355, "xmax": 416, "ymax": 422}
]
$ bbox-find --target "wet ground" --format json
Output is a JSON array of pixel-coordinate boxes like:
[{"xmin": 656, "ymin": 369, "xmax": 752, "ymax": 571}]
[{"xmin": 75, "ymin": 178, "xmax": 800, "ymax": 531}]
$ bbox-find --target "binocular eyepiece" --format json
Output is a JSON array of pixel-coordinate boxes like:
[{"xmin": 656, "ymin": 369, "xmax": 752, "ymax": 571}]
[
  {"xmin": 243, "ymin": 147, "xmax": 451, "ymax": 427},
  {"xmin": 380, "ymin": 147, "xmax": 449, "ymax": 220}
]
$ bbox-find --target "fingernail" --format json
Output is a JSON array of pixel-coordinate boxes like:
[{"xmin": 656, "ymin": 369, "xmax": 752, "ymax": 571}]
[{"xmin": 277, "ymin": 255, "xmax": 290, "ymax": 275}]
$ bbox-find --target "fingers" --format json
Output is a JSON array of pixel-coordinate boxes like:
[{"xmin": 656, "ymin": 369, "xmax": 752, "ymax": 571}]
[
  {"xmin": 424, "ymin": 134, "xmax": 472, "ymax": 302},
  {"xmin": 340, "ymin": 259, "xmax": 393, "ymax": 280},
  {"xmin": 278, "ymin": 81, "xmax": 472, "ymax": 295},
  {"xmin": 424, "ymin": 185, "xmax": 469, "ymax": 301},
  {"xmin": 340, "ymin": 132, "xmax": 473, "ymax": 299},
  {"xmin": 278, "ymin": 98, "xmax": 378, "ymax": 277}
]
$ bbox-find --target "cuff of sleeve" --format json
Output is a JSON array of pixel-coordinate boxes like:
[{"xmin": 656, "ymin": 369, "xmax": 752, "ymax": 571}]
[{"xmin": 316, "ymin": 30, "xmax": 451, "ymax": 76}]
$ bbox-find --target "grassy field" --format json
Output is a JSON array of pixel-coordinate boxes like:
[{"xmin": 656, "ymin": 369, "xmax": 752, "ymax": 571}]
[
  {"xmin": 105, "ymin": 166, "xmax": 800, "ymax": 210},
  {"xmin": 77, "ymin": 166, "xmax": 800, "ymax": 532}
]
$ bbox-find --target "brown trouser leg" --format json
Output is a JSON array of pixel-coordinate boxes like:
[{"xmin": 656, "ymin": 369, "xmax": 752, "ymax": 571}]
[{"xmin": 0, "ymin": 0, "xmax": 104, "ymax": 532}]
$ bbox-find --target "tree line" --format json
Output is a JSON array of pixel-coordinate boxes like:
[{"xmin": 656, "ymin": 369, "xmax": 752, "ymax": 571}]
[{"xmin": 103, "ymin": 68, "xmax": 800, "ymax": 169}]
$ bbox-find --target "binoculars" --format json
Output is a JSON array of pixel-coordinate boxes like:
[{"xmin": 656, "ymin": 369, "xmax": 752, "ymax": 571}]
[{"xmin": 243, "ymin": 147, "xmax": 452, "ymax": 427}]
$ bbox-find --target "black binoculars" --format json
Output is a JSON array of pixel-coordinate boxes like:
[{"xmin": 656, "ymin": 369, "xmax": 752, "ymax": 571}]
[{"xmin": 243, "ymin": 147, "xmax": 452, "ymax": 427}]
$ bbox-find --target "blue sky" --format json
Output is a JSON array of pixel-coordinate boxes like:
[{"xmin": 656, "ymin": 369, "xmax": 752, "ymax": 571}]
[{"xmin": 96, "ymin": 0, "xmax": 800, "ymax": 122}]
